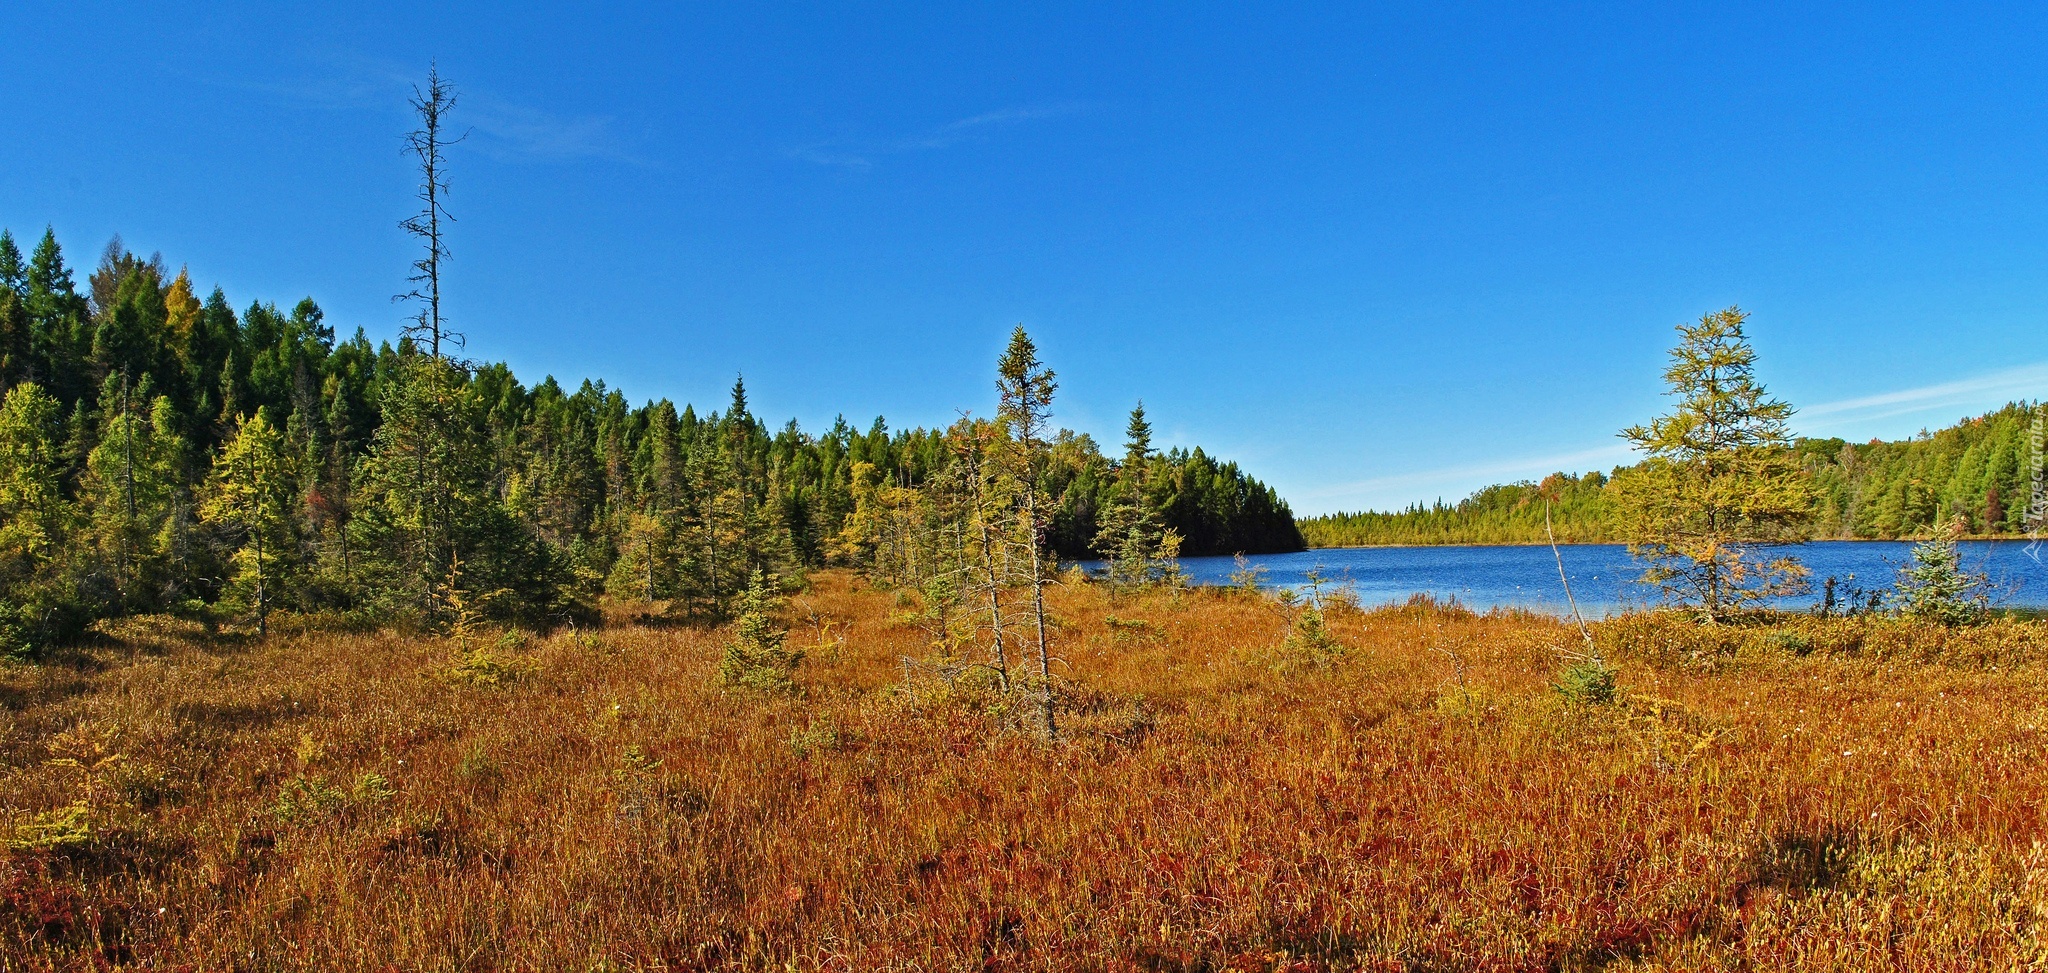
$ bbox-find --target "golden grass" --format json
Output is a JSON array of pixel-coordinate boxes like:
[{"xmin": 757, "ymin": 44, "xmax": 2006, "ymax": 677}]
[{"xmin": 5, "ymin": 572, "xmax": 2048, "ymax": 971}]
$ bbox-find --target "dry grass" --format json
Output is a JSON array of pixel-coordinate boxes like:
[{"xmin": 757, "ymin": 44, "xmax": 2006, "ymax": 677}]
[{"xmin": 5, "ymin": 572, "xmax": 2048, "ymax": 971}]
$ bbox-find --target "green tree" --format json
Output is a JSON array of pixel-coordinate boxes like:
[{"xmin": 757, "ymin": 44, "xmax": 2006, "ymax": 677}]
[
  {"xmin": 202, "ymin": 410, "xmax": 301, "ymax": 636},
  {"xmin": 997, "ymin": 326, "xmax": 1060, "ymax": 739},
  {"xmin": 1611, "ymin": 307, "xmax": 1814, "ymax": 621},
  {"xmin": 1893, "ymin": 520, "xmax": 1990, "ymax": 626},
  {"xmin": 717, "ymin": 570, "xmax": 802, "ymax": 693},
  {"xmin": 24, "ymin": 228, "xmax": 90, "ymax": 406},
  {"xmin": 1094, "ymin": 402, "xmax": 1182, "ymax": 592},
  {"xmin": 80, "ymin": 375, "xmax": 192, "ymax": 610},
  {"xmin": 0, "ymin": 383, "xmax": 83, "ymax": 656}
]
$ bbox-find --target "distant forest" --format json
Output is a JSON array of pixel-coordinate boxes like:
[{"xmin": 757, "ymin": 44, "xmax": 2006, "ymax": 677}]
[
  {"xmin": 1300, "ymin": 402, "xmax": 2043, "ymax": 547},
  {"xmin": 0, "ymin": 225, "xmax": 1301, "ymax": 653}
]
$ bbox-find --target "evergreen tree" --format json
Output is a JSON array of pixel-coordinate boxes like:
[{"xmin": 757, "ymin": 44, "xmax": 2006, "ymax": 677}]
[
  {"xmin": 1093, "ymin": 402, "xmax": 1182, "ymax": 592},
  {"xmin": 1611, "ymin": 307, "xmax": 1815, "ymax": 621},
  {"xmin": 1893, "ymin": 520, "xmax": 1990, "ymax": 626},
  {"xmin": 202, "ymin": 410, "xmax": 300, "ymax": 636},
  {"xmin": 25, "ymin": 228, "xmax": 90, "ymax": 405},
  {"xmin": 0, "ymin": 383, "xmax": 83, "ymax": 656},
  {"xmin": 80, "ymin": 374, "xmax": 192, "ymax": 611},
  {"xmin": 997, "ymin": 326, "xmax": 1060, "ymax": 739},
  {"xmin": 717, "ymin": 570, "xmax": 802, "ymax": 693},
  {"xmin": 0, "ymin": 231, "xmax": 24, "ymax": 295}
]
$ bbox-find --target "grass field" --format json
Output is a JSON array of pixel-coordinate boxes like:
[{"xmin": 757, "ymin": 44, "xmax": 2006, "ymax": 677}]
[{"xmin": 5, "ymin": 571, "xmax": 2048, "ymax": 971}]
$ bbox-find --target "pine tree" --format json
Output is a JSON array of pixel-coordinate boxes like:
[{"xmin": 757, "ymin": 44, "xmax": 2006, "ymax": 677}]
[
  {"xmin": 1894, "ymin": 519, "xmax": 1989, "ymax": 625},
  {"xmin": 202, "ymin": 410, "xmax": 301, "ymax": 636},
  {"xmin": 997, "ymin": 326, "xmax": 1060, "ymax": 739},
  {"xmin": 1611, "ymin": 307, "xmax": 1815, "ymax": 621},
  {"xmin": 354, "ymin": 354, "xmax": 485, "ymax": 616},
  {"xmin": 0, "ymin": 230, "xmax": 25, "ymax": 388}
]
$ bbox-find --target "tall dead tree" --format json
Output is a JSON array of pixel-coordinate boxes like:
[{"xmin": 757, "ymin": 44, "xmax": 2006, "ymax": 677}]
[{"xmin": 397, "ymin": 64, "xmax": 464, "ymax": 359}]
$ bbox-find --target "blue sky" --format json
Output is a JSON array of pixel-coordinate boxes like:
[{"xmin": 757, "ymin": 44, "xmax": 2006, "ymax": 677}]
[{"xmin": 5, "ymin": 3, "xmax": 2046, "ymax": 514}]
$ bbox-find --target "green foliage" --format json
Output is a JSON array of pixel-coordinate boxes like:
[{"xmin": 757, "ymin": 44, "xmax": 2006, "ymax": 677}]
[
  {"xmin": 0, "ymin": 225, "xmax": 1300, "ymax": 658},
  {"xmin": 1553, "ymin": 656, "xmax": 1620, "ymax": 706},
  {"xmin": 80, "ymin": 379, "xmax": 194, "ymax": 611},
  {"xmin": 1303, "ymin": 404, "xmax": 2048, "ymax": 549},
  {"xmin": 200, "ymin": 410, "xmax": 301, "ymax": 634},
  {"xmin": 1278, "ymin": 570, "xmax": 1347, "ymax": 666},
  {"xmin": 1893, "ymin": 522, "xmax": 1991, "ymax": 626},
  {"xmin": 1093, "ymin": 404, "xmax": 1186, "ymax": 592},
  {"xmin": 1228, "ymin": 552, "xmax": 1268, "ymax": 596},
  {"xmin": 0, "ymin": 382, "xmax": 86, "ymax": 658},
  {"xmin": 1611, "ymin": 308, "xmax": 1815, "ymax": 621},
  {"xmin": 718, "ymin": 571, "xmax": 803, "ymax": 694},
  {"xmin": 6, "ymin": 802, "xmax": 95, "ymax": 852}
]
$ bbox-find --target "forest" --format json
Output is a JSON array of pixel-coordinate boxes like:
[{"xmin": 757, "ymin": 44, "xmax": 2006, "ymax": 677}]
[
  {"xmin": 1299, "ymin": 402, "xmax": 2042, "ymax": 547},
  {"xmin": 0, "ymin": 225, "xmax": 1301, "ymax": 659}
]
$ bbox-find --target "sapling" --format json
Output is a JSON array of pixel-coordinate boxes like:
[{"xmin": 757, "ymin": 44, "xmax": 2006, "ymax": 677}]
[
  {"xmin": 718, "ymin": 571, "xmax": 804, "ymax": 694},
  {"xmin": 1893, "ymin": 520, "xmax": 1990, "ymax": 626}
]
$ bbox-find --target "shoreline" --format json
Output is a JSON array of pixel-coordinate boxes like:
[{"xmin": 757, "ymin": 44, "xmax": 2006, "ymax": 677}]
[{"xmin": 1290, "ymin": 535, "xmax": 2042, "ymax": 552}]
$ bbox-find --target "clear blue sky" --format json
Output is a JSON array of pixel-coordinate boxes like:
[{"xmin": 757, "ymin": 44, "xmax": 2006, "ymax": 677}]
[{"xmin": 5, "ymin": 3, "xmax": 2045, "ymax": 514}]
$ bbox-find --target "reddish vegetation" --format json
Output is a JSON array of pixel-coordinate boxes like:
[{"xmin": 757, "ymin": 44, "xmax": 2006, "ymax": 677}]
[{"xmin": 4, "ymin": 572, "xmax": 2048, "ymax": 970}]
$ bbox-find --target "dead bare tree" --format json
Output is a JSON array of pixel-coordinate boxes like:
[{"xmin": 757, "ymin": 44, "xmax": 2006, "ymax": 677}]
[{"xmin": 397, "ymin": 63, "xmax": 466, "ymax": 359}]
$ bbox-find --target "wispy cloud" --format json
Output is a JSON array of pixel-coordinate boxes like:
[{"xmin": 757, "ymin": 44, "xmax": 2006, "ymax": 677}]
[
  {"xmin": 790, "ymin": 103, "xmax": 1089, "ymax": 170},
  {"xmin": 1799, "ymin": 361, "xmax": 2048, "ymax": 430},
  {"xmin": 1304, "ymin": 361, "xmax": 2048, "ymax": 514},
  {"xmin": 208, "ymin": 51, "xmax": 642, "ymax": 164},
  {"xmin": 461, "ymin": 95, "xmax": 643, "ymax": 165}
]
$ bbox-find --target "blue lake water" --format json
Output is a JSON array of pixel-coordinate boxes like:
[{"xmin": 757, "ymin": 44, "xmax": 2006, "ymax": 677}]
[{"xmin": 1129, "ymin": 541, "xmax": 2048, "ymax": 615}]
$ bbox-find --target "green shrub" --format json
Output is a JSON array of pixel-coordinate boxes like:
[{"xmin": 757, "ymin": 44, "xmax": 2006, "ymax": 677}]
[
  {"xmin": 719, "ymin": 571, "xmax": 804, "ymax": 694},
  {"xmin": 1553, "ymin": 656, "xmax": 1619, "ymax": 706}
]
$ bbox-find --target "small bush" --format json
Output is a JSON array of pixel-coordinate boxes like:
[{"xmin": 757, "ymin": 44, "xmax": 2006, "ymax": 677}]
[
  {"xmin": 718, "ymin": 572, "xmax": 804, "ymax": 694},
  {"xmin": 1553, "ymin": 656, "xmax": 1619, "ymax": 706},
  {"xmin": 6, "ymin": 803, "xmax": 95, "ymax": 852}
]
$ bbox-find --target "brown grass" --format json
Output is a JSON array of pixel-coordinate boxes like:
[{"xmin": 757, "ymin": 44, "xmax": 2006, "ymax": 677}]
[{"xmin": 5, "ymin": 572, "xmax": 2048, "ymax": 971}]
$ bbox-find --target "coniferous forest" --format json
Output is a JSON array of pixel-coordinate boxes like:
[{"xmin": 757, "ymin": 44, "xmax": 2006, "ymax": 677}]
[
  {"xmin": 1299, "ymin": 402, "xmax": 2044, "ymax": 547},
  {"xmin": 0, "ymin": 224, "xmax": 1300, "ymax": 658}
]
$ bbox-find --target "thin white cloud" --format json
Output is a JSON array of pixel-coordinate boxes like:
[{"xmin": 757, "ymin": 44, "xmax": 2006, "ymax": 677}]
[
  {"xmin": 790, "ymin": 103, "xmax": 1089, "ymax": 169},
  {"xmin": 1304, "ymin": 361, "xmax": 2048, "ymax": 515},
  {"xmin": 213, "ymin": 52, "xmax": 642, "ymax": 164},
  {"xmin": 463, "ymin": 96, "xmax": 643, "ymax": 165},
  {"xmin": 1798, "ymin": 361, "xmax": 2048, "ymax": 429}
]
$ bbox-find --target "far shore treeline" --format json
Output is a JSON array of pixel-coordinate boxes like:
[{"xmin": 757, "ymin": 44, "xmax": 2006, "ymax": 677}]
[
  {"xmin": 0, "ymin": 224, "xmax": 1302, "ymax": 657},
  {"xmin": 1301, "ymin": 402, "xmax": 2042, "ymax": 547}
]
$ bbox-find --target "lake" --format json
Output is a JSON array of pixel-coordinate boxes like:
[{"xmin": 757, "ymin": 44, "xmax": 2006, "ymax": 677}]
[{"xmin": 1123, "ymin": 541, "xmax": 2048, "ymax": 615}]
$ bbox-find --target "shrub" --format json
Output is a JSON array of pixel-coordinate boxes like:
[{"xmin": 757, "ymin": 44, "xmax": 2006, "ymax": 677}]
[
  {"xmin": 718, "ymin": 572, "xmax": 804, "ymax": 694},
  {"xmin": 1553, "ymin": 656, "xmax": 1619, "ymax": 706}
]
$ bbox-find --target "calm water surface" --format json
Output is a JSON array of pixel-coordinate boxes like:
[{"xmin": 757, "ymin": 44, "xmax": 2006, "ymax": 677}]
[{"xmin": 1138, "ymin": 541, "xmax": 2048, "ymax": 615}]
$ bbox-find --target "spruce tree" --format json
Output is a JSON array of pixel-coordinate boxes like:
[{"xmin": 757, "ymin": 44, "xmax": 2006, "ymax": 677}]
[
  {"xmin": 0, "ymin": 230, "xmax": 24, "ymax": 295},
  {"xmin": 1094, "ymin": 402, "xmax": 1180, "ymax": 592},
  {"xmin": 25, "ymin": 228, "xmax": 89, "ymax": 405},
  {"xmin": 997, "ymin": 326, "xmax": 1060, "ymax": 739}
]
